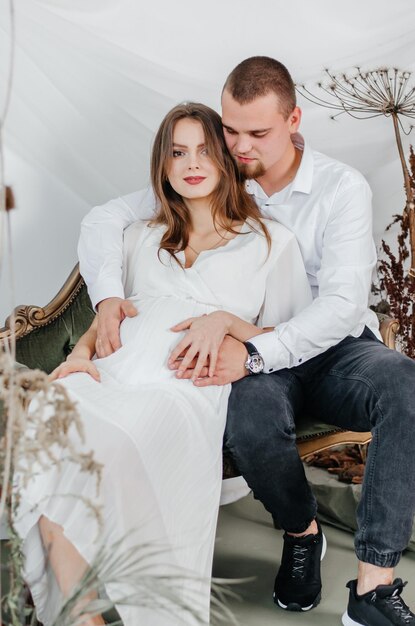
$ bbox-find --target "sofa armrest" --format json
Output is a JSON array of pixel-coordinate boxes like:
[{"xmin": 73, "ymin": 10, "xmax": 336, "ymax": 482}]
[
  {"xmin": 377, "ymin": 314, "xmax": 399, "ymax": 350},
  {"xmin": 0, "ymin": 265, "xmax": 95, "ymax": 374}
]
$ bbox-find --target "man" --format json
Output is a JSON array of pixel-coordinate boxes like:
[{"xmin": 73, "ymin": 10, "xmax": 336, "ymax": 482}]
[{"xmin": 78, "ymin": 57, "xmax": 415, "ymax": 625}]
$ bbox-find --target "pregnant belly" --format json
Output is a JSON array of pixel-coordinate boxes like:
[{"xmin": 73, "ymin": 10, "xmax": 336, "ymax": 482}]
[{"xmin": 94, "ymin": 297, "xmax": 218, "ymax": 385}]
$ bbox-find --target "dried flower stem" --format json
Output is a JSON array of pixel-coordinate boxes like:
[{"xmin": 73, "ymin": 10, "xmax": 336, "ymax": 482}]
[{"xmin": 297, "ymin": 67, "xmax": 415, "ymax": 354}]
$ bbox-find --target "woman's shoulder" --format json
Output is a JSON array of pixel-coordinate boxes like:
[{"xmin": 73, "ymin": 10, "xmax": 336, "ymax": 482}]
[
  {"xmin": 261, "ymin": 218, "xmax": 295, "ymax": 243},
  {"xmin": 244, "ymin": 218, "xmax": 302, "ymax": 267},
  {"xmin": 247, "ymin": 218, "xmax": 296, "ymax": 247}
]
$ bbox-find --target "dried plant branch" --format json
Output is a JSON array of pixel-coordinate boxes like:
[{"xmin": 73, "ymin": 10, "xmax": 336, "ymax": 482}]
[
  {"xmin": 297, "ymin": 67, "xmax": 415, "ymax": 355},
  {"xmin": 297, "ymin": 68, "xmax": 415, "ymax": 124},
  {"xmin": 0, "ymin": 353, "xmax": 104, "ymax": 623}
]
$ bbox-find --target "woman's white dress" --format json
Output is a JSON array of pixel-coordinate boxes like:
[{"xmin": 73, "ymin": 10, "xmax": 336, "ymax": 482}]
[{"xmin": 14, "ymin": 218, "xmax": 311, "ymax": 626}]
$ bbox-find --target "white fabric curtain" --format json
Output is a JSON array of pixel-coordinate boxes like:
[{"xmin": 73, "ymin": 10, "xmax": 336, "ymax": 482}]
[{"xmin": 1, "ymin": 0, "xmax": 415, "ymax": 319}]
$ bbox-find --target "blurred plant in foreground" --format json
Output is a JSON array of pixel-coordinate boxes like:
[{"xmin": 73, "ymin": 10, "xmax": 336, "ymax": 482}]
[{"xmin": 0, "ymin": 354, "xmax": 240, "ymax": 625}]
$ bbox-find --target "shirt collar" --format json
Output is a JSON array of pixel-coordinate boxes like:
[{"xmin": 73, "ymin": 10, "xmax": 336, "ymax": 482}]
[{"xmin": 245, "ymin": 133, "xmax": 314, "ymax": 201}]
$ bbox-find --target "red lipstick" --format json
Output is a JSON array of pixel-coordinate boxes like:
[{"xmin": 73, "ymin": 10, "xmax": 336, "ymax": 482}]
[{"xmin": 183, "ymin": 177, "xmax": 206, "ymax": 185}]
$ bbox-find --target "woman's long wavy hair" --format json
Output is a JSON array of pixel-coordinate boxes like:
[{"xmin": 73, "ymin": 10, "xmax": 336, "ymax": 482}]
[{"xmin": 150, "ymin": 102, "xmax": 270, "ymax": 264}]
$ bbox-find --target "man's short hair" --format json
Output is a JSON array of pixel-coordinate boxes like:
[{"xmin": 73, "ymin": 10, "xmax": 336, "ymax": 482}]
[{"xmin": 223, "ymin": 56, "xmax": 296, "ymax": 119}]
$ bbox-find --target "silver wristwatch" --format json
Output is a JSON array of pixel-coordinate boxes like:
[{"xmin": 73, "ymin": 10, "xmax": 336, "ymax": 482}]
[{"xmin": 243, "ymin": 341, "xmax": 264, "ymax": 375}]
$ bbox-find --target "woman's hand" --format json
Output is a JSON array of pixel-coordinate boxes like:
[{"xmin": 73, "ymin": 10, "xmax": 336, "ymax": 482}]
[
  {"xmin": 49, "ymin": 357, "xmax": 101, "ymax": 382},
  {"xmin": 169, "ymin": 311, "xmax": 232, "ymax": 381}
]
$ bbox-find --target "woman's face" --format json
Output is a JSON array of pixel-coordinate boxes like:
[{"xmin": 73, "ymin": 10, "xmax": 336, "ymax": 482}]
[{"xmin": 167, "ymin": 118, "xmax": 220, "ymax": 203}]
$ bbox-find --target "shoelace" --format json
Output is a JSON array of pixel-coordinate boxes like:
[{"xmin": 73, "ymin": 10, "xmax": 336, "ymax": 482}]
[
  {"xmin": 291, "ymin": 544, "xmax": 308, "ymax": 579},
  {"xmin": 372, "ymin": 589, "xmax": 415, "ymax": 623}
]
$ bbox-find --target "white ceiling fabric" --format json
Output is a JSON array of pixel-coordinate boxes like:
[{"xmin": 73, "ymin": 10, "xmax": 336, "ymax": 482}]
[{"xmin": 1, "ymin": 0, "xmax": 415, "ymax": 319}]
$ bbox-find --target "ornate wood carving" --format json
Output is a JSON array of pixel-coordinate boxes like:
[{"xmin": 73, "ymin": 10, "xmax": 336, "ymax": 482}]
[
  {"xmin": 0, "ymin": 264, "xmax": 85, "ymax": 342},
  {"xmin": 378, "ymin": 314, "xmax": 400, "ymax": 350},
  {"xmin": 297, "ymin": 430, "xmax": 372, "ymax": 460}
]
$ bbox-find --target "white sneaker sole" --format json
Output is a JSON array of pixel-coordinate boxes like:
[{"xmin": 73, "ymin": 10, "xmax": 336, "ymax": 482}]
[
  {"xmin": 276, "ymin": 597, "xmax": 318, "ymax": 611},
  {"xmin": 274, "ymin": 532, "xmax": 327, "ymax": 612},
  {"xmin": 321, "ymin": 532, "xmax": 327, "ymax": 560},
  {"xmin": 342, "ymin": 611, "xmax": 363, "ymax": 626}
]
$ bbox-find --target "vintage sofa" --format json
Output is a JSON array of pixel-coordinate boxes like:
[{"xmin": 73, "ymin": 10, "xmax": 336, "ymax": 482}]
[
  {"xmin": 0, "ymin": 265, "xmax": 402, "ymax": 624},
  {"xmin": 0, "ymin": 263, "xmax": 399, "ymax": 465}
]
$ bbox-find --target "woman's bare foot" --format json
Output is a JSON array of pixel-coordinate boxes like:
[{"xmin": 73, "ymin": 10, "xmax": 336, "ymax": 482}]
[
  {"xmin": 77, "ymin": 614, "xmax": 106, "ymax": 626},
  {"xmin": 38, "ymin": 516, "xmax": 105, "ymax": 626}
]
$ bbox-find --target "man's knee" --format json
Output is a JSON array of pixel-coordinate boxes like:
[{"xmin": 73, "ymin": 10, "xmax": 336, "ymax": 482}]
[
  {"xmin": 357, "ymin": 347, "xmax": 415, "ymax": 440},
  {"xmin": 369, "ymin": 349, "xmax": 414, "ymax": 409}
]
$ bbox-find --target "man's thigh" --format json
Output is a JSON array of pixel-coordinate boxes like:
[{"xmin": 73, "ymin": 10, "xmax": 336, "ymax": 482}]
[
  {"xmin": 226, "ymin": 368, "xmax": 304, "ymax": 438},
  {"xmin": 299, "ymin": 328, "xmax": 415, "ymax": 431}
]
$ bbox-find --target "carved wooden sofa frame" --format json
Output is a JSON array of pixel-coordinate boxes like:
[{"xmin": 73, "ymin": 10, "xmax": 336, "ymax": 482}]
[{"xmin": 0, "ymin": 265, "xmax": 400, "ymax": 472}]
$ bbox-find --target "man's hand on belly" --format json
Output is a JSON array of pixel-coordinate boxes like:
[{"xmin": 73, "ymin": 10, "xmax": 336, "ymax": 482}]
[
  {"xmin": 169, "ymin": 336, "xmax": 248, "ymax": 386},
  {"xmin": 96, "ymin": 297, "xmax": 137, "ymax": 357}
]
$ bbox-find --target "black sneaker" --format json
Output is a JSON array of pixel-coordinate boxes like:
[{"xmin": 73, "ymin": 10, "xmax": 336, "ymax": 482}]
[
  {"xmin": 342, "ymin": 578, "xmax": 415, "ymax": 625},
  {"xmin": 273, "ymin": 520, "xmax": 327, "ymax": 611}
]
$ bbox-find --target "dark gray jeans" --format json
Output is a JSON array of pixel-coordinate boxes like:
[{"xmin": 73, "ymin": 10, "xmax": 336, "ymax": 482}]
[{"xmin": 224, "ymin": 327, "xmax": 415, "ymax": 567}]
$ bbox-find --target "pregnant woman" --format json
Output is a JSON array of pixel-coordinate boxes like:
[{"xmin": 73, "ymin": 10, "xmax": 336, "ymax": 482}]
[{"xmin": 14, "ymin": 102, "xmax": 311, "ymax": 625}]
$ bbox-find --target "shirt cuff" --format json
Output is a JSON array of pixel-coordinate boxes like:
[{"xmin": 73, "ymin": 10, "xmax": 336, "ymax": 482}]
[
  {"xmin": 88, "ymin": 281, "xmax": 126, "ymax": 311},
  {"xmin": 246, "ymin": 331, "xmax": 291, "ymax": 373}
]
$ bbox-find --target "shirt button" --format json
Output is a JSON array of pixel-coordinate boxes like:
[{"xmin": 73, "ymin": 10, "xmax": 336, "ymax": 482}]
[
  {"xmin": 269, "ymin": 368, "xmax": 274, "ymax": 372},
  {"xmin": 298, "ymin": 358, "xmax": 303, "ymax": 363}
]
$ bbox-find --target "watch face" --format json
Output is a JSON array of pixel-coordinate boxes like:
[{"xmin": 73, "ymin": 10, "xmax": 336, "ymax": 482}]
[{"xmin": 249, "ymin": 354, "xmax": 264, "ymax": 374}]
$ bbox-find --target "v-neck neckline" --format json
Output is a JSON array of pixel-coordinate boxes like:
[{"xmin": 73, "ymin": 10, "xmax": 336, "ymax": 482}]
[{"xmin": 180, "ymin": 220, "xmax": 251, "ymax": 270}]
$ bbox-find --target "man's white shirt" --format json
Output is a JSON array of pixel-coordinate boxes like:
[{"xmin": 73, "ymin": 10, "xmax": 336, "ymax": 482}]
[{"xmin": 78, "ymin": 134, "xmax": 380, "ymax": 373}]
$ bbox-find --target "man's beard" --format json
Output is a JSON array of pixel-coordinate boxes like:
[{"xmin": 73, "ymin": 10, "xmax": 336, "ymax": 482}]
[{"xmin": 235, "ymin": 159, "xmax": 266, "ymax": 182}]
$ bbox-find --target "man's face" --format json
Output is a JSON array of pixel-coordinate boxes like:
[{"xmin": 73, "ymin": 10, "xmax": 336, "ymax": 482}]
[{"xmin": 221, "ymin": 90, "xmax": 301, "ymax": 180}]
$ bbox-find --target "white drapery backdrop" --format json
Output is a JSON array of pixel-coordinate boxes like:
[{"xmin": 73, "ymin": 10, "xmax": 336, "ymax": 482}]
[{"xmin": 1, "ymin": 0, "xmax": 415, "ymax": 320}]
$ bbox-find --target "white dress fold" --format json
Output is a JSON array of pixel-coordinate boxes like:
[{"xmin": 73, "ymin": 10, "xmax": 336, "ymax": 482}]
[{"xmin": 14, "ymin": 219, "xmax": 312, "ymax": 625}]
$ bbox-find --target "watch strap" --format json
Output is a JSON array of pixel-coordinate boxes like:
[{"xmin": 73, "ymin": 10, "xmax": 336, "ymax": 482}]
[{"xmin": 243, "ymin": 341, "xmax": 259, "ymax": 357}]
